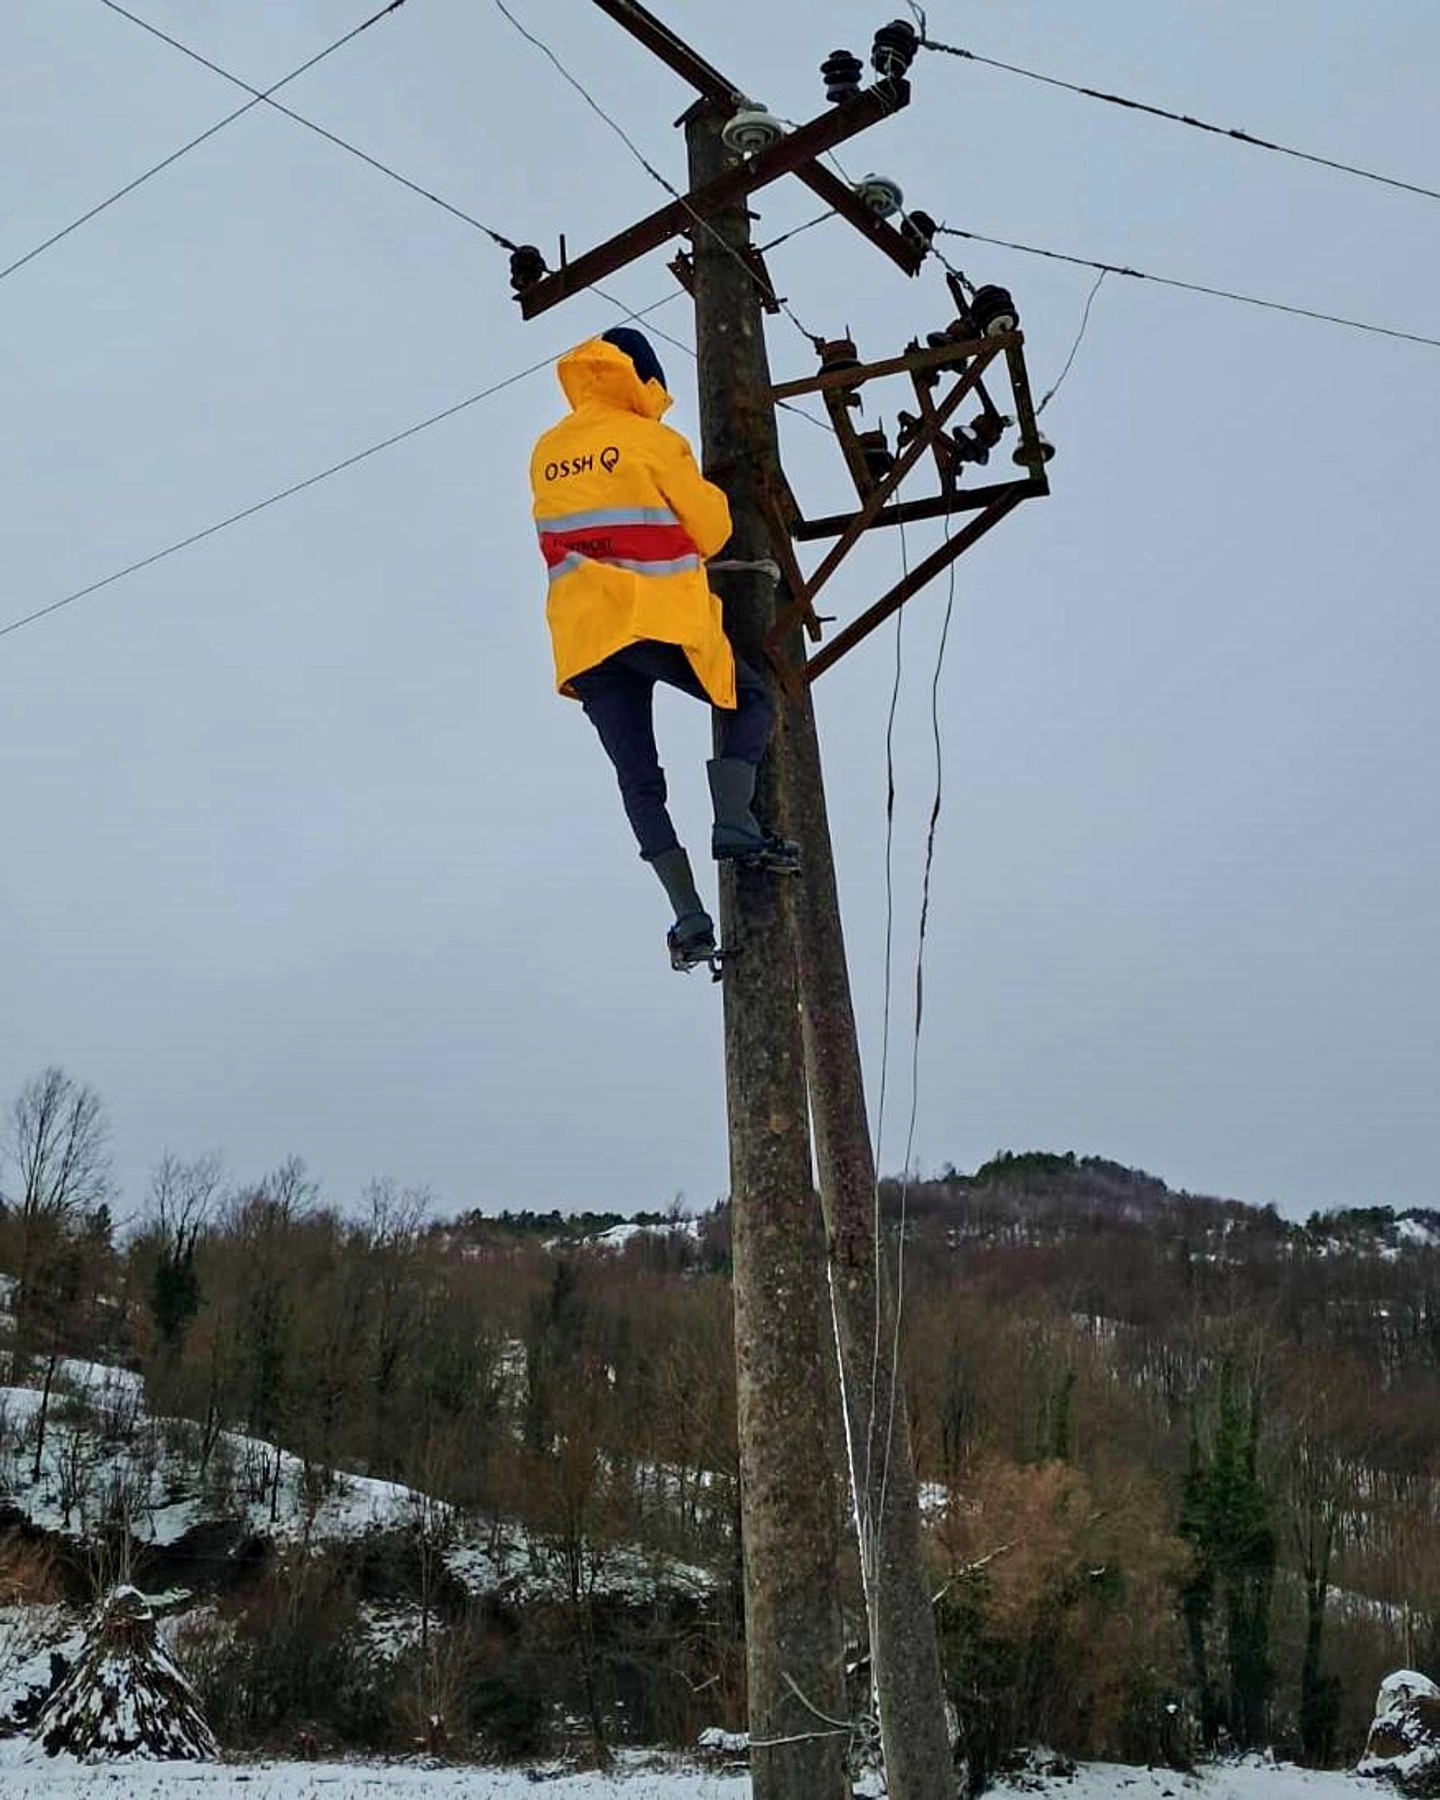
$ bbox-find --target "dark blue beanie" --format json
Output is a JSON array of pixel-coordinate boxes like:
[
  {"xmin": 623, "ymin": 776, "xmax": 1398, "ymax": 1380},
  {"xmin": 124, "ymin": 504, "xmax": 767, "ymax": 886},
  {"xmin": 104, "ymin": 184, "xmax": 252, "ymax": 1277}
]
[{"xmin": 601, "ymin": 327, "xmax": 667, "ymax": 392}]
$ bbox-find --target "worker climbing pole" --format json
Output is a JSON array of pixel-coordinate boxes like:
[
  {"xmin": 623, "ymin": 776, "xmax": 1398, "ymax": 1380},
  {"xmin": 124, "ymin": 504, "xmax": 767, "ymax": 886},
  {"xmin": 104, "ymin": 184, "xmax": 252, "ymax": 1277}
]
[{"xmin": 513, "ymin": 7, "xmax": 1051, "ymax": 1796}]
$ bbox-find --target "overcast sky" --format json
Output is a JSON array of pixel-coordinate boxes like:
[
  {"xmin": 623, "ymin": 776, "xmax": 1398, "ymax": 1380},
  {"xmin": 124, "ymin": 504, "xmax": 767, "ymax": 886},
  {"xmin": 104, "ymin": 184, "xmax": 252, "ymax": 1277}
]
[{"xmin": 3, "ymin": 0, "xmax": 1437, "ymax": 1224}]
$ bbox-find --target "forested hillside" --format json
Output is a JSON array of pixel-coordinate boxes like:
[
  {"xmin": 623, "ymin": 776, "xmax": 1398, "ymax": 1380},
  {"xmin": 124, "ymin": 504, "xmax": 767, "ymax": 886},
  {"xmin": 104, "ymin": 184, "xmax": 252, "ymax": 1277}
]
[{"xmin": 1, "ymin": 1071, "xmax": 1436, "ymax": 1775}]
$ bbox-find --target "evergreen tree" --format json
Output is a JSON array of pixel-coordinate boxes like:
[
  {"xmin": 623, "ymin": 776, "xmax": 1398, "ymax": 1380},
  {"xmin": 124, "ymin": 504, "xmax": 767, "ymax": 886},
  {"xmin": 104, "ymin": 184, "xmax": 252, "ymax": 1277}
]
[{"xmin": 1177, "ymin": 1365, "xmax": 1276, "ymax": 1748}]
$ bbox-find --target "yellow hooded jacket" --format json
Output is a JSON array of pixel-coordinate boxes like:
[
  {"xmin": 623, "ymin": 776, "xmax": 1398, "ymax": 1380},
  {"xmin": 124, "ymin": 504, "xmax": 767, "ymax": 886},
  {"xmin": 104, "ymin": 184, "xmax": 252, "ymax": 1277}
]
[{"xmin": 530, "ymin": 338, "xmax": 736, "ymax": 707}]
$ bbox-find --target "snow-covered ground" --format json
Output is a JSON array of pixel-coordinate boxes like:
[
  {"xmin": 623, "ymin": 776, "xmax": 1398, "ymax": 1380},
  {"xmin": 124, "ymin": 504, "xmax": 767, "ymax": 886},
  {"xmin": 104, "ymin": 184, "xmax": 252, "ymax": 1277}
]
[
  {"xmin": 0, "ymin": 1744, "xmax": 736, "ymax": 1795},
  {"xmin": 0, "ymin": 1749, "xmax": 1389, "ymax": 1800}
]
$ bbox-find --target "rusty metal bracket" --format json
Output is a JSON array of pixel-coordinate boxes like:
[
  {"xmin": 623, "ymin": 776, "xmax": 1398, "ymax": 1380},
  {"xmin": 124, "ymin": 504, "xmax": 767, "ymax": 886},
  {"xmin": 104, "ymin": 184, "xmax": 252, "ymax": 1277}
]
[
  {"xmin": 590, "ymin": 0, "xmax": 924, "ymax": 278},
  {"xmin": 764, "ymin": 327, "xmax": 1049, "ymax": 689},
  {"xmin": 519, "ymin": 80, "xmax": 912, "ymax": 318},
  {"xmin": 804, "ymin": 491, "xmax": 1026, "ymax": 684}
]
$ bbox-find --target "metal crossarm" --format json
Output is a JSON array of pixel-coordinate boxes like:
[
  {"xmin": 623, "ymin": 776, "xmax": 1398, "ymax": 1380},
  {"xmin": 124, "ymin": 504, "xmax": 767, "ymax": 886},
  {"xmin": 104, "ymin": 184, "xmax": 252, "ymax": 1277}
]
[
  {"xmin": 586, "ymin": 0, "xmax": 924, "ymax": 277},
  {"xmin": 520, "ymin": 81, "xmax": 913, "ymax": 318}
]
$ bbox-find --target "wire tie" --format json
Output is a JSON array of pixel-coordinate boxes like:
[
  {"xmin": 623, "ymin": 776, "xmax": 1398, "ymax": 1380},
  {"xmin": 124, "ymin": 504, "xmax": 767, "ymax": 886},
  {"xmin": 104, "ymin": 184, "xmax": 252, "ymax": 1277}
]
[{"xmin": 708, "ymin": 558, "xmax": 781, "ymax": 581}]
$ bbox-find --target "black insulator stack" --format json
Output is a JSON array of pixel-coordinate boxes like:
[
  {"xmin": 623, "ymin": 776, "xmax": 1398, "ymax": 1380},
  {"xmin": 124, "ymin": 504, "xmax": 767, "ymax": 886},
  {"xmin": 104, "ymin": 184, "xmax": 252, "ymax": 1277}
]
[
  {"xmin": 871, "ymin": 19, "xmax": 919, "ymax": 80},
  {"xmin": 971, "ymin": 411, "xmax": 1005, "ymax": 450},
  {"xmin": 970, "ymin": 283, "xmax": 1020, "ymax": 336},
  {"xmin": 821, "ymin": 48, "xmax": 864, "ymax": 103},
  {"xmin": 901, "ymin": 207, "xmax": 936, "ymax": 251},
  {"xmin": 509, "ymin": 245, "xmax": 547, "ymax": 295}
]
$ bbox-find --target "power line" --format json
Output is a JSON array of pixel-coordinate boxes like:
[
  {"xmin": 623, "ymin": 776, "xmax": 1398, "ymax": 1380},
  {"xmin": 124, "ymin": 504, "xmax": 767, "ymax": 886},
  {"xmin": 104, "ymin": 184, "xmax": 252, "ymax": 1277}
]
[
  {"xmin": 101, "ymin": 0, "xmax": 832, "ymax": 406},
  {"xmin": 934, "ymin": 224, "xmax": 1440, "ymax": 351},
  {"xmin": 0, "ymin": 0, "xmax": 413, "ymax": 288},
  {"xmin": 0, "ymin": 291, "xmax": 686, "ymax": 644},
  {"xmin": 920, "ymin": 35, "xmax": 1440, "ymax": 207},
  {"xmin": 98, "ymin": 0, "xmax": 519, "ymax": 250},
  {"xmin": 487, "ymin": 0, "xmax": 827, "ymax": 348},
  {"xmin": 1037, "ymin": 269, "xmax": 1106, "ymax": 415}
]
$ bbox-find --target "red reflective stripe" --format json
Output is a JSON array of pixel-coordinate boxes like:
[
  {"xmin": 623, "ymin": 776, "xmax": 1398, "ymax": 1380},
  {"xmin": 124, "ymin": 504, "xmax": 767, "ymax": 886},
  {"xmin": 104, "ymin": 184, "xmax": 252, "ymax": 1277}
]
[{"xmin": 538, "ymin": 521, "xmax": 698, "ymax": 571}]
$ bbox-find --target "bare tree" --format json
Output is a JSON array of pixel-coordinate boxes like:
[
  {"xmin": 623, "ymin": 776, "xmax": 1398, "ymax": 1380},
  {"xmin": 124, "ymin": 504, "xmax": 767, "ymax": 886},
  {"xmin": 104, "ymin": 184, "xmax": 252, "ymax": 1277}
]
[
  {"xmin": 2, "ymin": 1069, "xmax": 114, "ymax": 1475},
  {"xmin": 4, "ymin": 1068, "xmax": 112, "ymax": 1345},
  {"xmin": 145, "ymin": 1151, "xmax": 223, "ymax": 1386}
]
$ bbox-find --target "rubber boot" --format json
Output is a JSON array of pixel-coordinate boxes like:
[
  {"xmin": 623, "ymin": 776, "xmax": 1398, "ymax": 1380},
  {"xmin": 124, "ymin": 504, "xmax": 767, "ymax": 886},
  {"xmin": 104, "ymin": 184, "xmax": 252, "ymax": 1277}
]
[
  {"xmin": 707, "ymin": 758, "xmax": 801, "ymax": 875},
  {"xmin": 649, "ymin": 846, "xmax": 716, "ymax": 971}
]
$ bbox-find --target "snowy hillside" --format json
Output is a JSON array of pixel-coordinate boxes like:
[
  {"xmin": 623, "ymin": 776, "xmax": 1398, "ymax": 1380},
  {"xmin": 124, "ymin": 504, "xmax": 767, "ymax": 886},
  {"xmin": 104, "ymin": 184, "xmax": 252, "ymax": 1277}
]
[{"xmin": 0, "ymin": 1369, "xmax": 711, "ymax": 1605}]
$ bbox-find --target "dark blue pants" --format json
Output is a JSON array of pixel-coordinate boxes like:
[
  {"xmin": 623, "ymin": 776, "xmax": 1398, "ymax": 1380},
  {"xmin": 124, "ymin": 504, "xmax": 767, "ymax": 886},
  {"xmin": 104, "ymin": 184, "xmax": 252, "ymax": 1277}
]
[{"xmin": 571, "ymin": 641, "xmax": 773, "ymax": 860}]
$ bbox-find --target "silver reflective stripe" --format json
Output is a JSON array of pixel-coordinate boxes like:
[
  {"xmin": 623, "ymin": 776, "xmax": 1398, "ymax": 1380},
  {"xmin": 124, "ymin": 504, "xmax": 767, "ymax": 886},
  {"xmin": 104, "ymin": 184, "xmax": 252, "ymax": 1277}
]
[
  {"xmin": 546, "ymin": 552, "xmax": 701, "ymax": 585},
  {"xmin": 605, "ymin": 555, "xmax": 701, "ymax": 577},
  {"xmin": 537, "ymin": 505, "xmax": 680, "ymax": 535}
]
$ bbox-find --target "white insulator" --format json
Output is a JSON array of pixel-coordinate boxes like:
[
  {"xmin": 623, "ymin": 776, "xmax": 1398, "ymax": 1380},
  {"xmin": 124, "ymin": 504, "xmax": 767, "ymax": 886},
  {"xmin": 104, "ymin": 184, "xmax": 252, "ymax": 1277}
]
[
  {"xmin": 722, "ymin": 107, "xmax": 787, "ymax": 156},
  {"xmin": 854, "ymin": 173, "xmax": 904, "ymax": 218}
]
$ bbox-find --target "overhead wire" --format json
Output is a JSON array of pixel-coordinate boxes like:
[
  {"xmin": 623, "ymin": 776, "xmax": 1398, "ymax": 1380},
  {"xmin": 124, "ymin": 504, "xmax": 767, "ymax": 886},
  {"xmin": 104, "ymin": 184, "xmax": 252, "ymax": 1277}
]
[
  {"xmin": 918, "ymin": 34, "xmax": 1440, "ymax": 208},
  {"xmin": 933, "ymin": 223, "xmax": 1440, "ymax": 351},
  {"xmin": 96, "ymin": 0, "xmax": 520, "ymax": 251},
  {"xmin": 486, "ymin": 0, "xmax": 829, "ymax": 350},
  {"xmin": 93, "ymin": 0, "xmax": 826, "ymax": 429},
  {"xmin": 757, "ymin": 210, "xmax": 838, "ymax": 255},
  {"xmin": 0, "ymin": 0, "xmax": 419, "ymax": 288},
  {"xmin": 3, "ymin": 0, "xmax": 842, "ymax": 643},
  {"xmin": 0, "ymin": 289, "xmax": 687, "ymax": 643}
]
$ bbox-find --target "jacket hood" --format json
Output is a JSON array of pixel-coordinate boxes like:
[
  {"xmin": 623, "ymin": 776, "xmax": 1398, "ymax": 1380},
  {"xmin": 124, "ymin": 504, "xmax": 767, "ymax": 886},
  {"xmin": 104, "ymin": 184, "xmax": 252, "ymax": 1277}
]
[{"xmin": 557, "ymin": 338, "xmax": 673, "ymax": 421}]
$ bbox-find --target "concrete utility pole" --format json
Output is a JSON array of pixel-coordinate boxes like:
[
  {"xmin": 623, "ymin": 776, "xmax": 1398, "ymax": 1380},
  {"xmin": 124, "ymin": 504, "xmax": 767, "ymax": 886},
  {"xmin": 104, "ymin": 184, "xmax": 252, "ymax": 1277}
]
[
  {"xmin": 788, "ymin": 737, "xmax": 959, "ymax": 1797},
  {"xmin": 686, "ymin": 100, "xmax": 851, "ymax": 1800},
  {"xmin": 686, "ymin": 96, "xmax": 957, "ymax": 1800}
]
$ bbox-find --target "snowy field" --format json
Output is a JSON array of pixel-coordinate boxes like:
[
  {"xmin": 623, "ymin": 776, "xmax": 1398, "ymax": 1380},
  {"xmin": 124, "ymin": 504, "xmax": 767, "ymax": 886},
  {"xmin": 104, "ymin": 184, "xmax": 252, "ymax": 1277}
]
[{"xmin": 0, "ymin": 1750, "xmax": 1388, "ymax": 1800}]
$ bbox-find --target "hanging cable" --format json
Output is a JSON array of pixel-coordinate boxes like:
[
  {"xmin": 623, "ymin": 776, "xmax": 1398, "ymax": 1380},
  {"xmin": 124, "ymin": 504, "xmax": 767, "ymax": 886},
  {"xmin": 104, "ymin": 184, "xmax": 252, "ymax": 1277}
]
[
  {"xmin": 934, "ymin": 224, "xmax": 1440, "ymax": 351},
  {"xmin": 878, "ymin": 527, "xmax": 959, "ymax": 1524},
  {"xmin": 487, "ymin": 0, "xmax": 828, "ymax": 349},
  {"xmin": 0, "ymin": 288, "xmax": 688, "ymax": 643},
  {"xmin": 96, "ymin": 0, "xmax": 520, "ymax": 251},
  {"xmin": 0, "ymin": 0, "xmax": 419, "ymax": 288},
  {"xmin": 859, "ymin": 520, "xmax": 909, "ymax": 1574},
  {"xmin": 920, "ymin": 35, "xmax": 1440, "ymax": 207},
  {"xmin": 1036, "ymin": 268, "xmax": 1107, "ymax": 415}
]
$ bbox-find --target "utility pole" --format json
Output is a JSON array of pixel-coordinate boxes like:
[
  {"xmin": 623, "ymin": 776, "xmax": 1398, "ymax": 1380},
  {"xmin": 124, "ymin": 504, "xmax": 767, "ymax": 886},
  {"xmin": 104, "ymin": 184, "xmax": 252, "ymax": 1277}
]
[
  {"xmin": 686, "ymin": 96, "xmax": 956, "ymax": 1799},
  {"xmin": 511, "ymin": 11, "xmax": 1050, "ymax": 1794},
  {"xmin": 687, "ymin": 100, "xmax": 851, "ymax": 1800},
  {"xmin": 788, "ymin": 725, "xmax": 958, "ymax": 1795}
]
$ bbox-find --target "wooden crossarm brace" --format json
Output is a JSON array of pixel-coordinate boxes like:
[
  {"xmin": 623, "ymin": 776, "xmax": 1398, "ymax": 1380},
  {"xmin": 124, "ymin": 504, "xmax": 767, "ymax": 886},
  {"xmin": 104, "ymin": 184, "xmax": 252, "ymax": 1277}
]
[{"xmin": 519, "ymin": 82, "xmax": 910, "ymax": 318}]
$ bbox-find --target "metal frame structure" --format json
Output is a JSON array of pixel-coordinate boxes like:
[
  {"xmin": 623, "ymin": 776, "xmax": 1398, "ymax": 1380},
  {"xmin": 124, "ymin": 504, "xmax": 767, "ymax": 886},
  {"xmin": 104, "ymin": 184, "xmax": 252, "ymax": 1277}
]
[{"xmin": 764, "ymin": 307, "xmax": 1050, "ymax": 690}]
